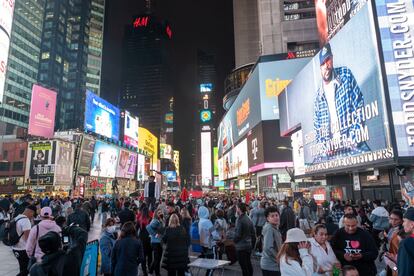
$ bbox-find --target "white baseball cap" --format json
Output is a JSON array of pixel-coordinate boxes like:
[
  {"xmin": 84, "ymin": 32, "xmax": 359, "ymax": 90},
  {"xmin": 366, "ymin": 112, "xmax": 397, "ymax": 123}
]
[{"xmin": 285, "ymin": 228, "xmax": 307, "ymax": 243}]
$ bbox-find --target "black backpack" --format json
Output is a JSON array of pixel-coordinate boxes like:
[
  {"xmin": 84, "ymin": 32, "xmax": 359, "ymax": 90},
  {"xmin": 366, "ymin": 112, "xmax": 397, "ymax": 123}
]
[{"xmin": 3, "ymin": 216, "xmax": 26, "ymax": 246}]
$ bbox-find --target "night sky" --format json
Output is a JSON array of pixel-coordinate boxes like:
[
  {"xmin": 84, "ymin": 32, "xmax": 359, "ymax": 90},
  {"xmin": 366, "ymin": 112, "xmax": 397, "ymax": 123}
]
[{"xmin": 101, "ymin": 0, "xmax": 235, "ymax": 177}]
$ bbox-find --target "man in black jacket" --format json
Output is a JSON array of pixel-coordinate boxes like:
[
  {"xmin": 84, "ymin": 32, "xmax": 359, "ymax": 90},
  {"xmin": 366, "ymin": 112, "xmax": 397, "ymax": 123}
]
[
  {"xmin": 234, "ymin": 202, "xmax": 256, "ymax": 276},
  {"xmin": 331, "ymin": 214, "xmax": 378, "ymax": 276},
  {"xmin": 117, "ymin": 201, "xmax": 135, "ymax": 226},
  {"xmin": 280, "ymin": 200, "xmax": 295, "ymax": 240},
  {"xmin": 67, "ymin": 204, "xmax": 91, "ymax": 232}
]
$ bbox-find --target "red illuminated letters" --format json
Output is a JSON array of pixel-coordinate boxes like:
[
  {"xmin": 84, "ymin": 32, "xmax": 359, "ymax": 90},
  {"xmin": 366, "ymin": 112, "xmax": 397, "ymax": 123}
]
[{"xmin": 133, "ymin": 17, "xmax": 149, "ymax": 28}]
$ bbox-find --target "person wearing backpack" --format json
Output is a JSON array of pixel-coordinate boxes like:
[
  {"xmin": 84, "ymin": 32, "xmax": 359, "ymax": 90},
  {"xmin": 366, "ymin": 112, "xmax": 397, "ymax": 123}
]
[{"xmin": 9, "ymin": 205, "xmax": 36, "ymax": 276}]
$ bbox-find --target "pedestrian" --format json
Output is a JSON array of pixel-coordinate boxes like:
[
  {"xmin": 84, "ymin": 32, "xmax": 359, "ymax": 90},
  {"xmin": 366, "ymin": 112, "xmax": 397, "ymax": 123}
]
[
  {"xmin": 111, "ymin": 221, "xmax": 144, "ymax": 276},
  {"xmin": 26, "ymin": 207, "xmax": 61, "ymax": 263},
  {"xmin": 338, "ymin": 205, "xmax": 361, "ymax": 229},
  {"xmin": 100, "ymin": 218, "xmax": 117, "ymax": 276},
  {"xmin": 198, "ymin": 205, "xmax": 215, "ymax": 258},
  {"xmin": 234, "ymin": 202, "xmax": 256, "ymax": 276},
  {"xmin": 260, "ymin": 206, "xmax": 282, "ymax": 276},
  {"xmin": 309, "ymin": 198, "xmax": 318, "ymax": 222},
  {"xmin": 90, "ymin": 196, "xmax": 98, "ymax": 223},
  {"xmin": 117, "ymin": 201, "xmax": 135, "ymax": 226},
  {"xmin": 276, "ymin": 228, "xmax": 314, "ymax": 276},
  {"xmin": 396, "ymin": 207, "xmax": 414, "ymax": 276},
  {"xmin": 144, "ymin": 176, "xmax": 161, "ymax": 210},
  {"xmin": 342, "ymin": 265, "xmax": 359, "ymax": 276},
  {"xmin": 146, "ymin": 208, "xmax": 165, "ymax": 276},
  {"xmin": 101, "ymin": 199, "xmax": 110, "ymax": 226},
  {"xmin": 250, "ymin": 201, "xmax": 266, "ymax": 253},
  {"xmin": 280, "ymin": 200, "xmax": 296, "ymax": 240},
  {"xmin": 369, "ymin": 200, "xmax": 389, "ymax": 248},
  {"xmin": 180, "ymin": 207, "xmax": 192, "ymax": 240},
  {"xmin": 11, "ymin": 205, "xmax": 36, "ymax": 276},
  {"xmin": 67, "ymin": 203, "xmax": 91, "ymax": 232},
  {"xmin": 137, "ymin": 204, "xmax": 152, "ymax": 276},
  {"xmin": 309, "ymin": 224, "xmax": 340, "ymax": 275},
  {"xmin": 162, "ymin": 214, "xmax": 190, "ymax": 276},
  {"xmin": 331, "ymin": 214, "xmax": 378, "ymax": 276}
]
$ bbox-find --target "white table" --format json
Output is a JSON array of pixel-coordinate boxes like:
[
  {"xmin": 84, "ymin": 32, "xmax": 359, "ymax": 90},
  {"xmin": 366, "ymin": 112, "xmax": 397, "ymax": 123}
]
[{"xmin": 188, "ymin": 258, "xmax": 231, "ymax": 276}]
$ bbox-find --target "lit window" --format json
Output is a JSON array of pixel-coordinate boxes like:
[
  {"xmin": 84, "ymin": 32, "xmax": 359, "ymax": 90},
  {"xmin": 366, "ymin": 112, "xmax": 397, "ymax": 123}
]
[{"xmin": 41, "ymin": 52, "xmax": 50, "ymax": 59}]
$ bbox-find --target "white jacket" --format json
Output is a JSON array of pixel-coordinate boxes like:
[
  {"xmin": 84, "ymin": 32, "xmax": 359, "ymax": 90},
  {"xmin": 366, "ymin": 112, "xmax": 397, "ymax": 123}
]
[
  {"xmin": 309, "ymin": 238, "xmax": 338, "ymax": 275},
  {"xmin": 280, "ymin": 248, "xmax": 314, "ymax": 276},
  {"xmin": 144, "ymin": 181, "xmax": 160, "ymax": 199}
]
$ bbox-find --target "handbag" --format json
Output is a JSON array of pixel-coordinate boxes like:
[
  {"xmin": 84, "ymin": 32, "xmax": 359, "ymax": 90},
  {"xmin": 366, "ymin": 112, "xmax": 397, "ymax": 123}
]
[{"xmin": 27, "ymin": 225, "xmax": 39, "ymax": 271}]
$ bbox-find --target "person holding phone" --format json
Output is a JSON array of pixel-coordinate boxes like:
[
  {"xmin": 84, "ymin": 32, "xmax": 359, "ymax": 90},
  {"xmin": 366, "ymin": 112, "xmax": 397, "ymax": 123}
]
[
  {"xmin": 276, "ymin": 228, "xmax": 314, "ymax": 276},
  {"xmin": 331, "ymin": 214, "xmax": 378, "ymax": 276}
]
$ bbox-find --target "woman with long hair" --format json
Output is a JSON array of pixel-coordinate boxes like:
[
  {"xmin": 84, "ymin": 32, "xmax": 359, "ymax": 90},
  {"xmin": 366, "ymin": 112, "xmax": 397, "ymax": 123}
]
[
  {"xmin": 111, "ymin": 221, "xmax": 144, "ymax": 276},
  {"xmin": 162, "ymin": 214, "xmax": 190, "ymax": 276},
  {"xmin": 100, "ymin": 218, "xmax": 117, "ymax": 276},
  {"xmin": 146, "ymin": 208, "xmax": 165, "ymax": 276},
  {"xmin": 180, "ymin": 207, "xmax": 192, "ymax": 240},
  {"xmin": 276, "ymin": 228, "xmax": 314, "ymax": 276},
  {"xmin": 309, "ymin": 224, "xmax": 340, "ymax": 275},
  {"xmin": 137, "ymin": 204, "xmax": 152, "ymax": 276}
]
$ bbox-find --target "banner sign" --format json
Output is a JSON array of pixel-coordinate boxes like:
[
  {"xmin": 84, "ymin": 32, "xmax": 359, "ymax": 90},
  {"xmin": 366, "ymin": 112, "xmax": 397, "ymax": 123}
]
[
  {"xmin": 116, "ymin": 149, "xmax": 137, "ymax": 178},
  {"xmin": 77, "ymin": 136, "xmax": 96, "ymax": 175},
  {"xmin": 90, "ymin": 141, "xmax": 119, "ymax": 178},
  {"xmin": 25, "ymin": 141, "xmax": 56, "ymax": 185},
  {"xmin": 54, "ymin": 141, "xmax": 75, "ymax": 185},
  {"xmin": 80, "ymin": 240, "xmax": 98, "ymax": 276},
  {"xmin": 28, "ymin": 85, "xmax": 57, "ymax": 138}
]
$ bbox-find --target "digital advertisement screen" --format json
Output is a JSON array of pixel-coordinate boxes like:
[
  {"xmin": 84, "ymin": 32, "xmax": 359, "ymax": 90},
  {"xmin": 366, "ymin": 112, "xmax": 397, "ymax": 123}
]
[
  {"xmin": 165, "ymin": 112, "xmax": 173, "ymax": 124},
  {"xmin": 218, "ymin": 138, "xmax": 248, "ymax": 181},
  {"xmin": 123, "ymin": 110, "xmax": 139, "ymax": 147},
  {"xmin": 54, "ymin": 141, "xmax": 75, "ymax": 185},
  {"xmin": 213, "ymin": 147, "xmax": 218, "ymax": 176},
  {"xmin": 78, "ymin": 136, "xmax": 96, "ymax": 175},
  {"xmin": 200, "ymin": 110, "xmax": 212, "ymax": 123},
  {"xmin": 28, "ymin": 85, "xmax": 57, "ymax": 138},
  {"xmin": 138, "ymin": 127, "xmax": 158, "ymax": 170},
  {"xmin": 0, "ymin": 0, "xmax": 15, "ymax": 104},
  {"xmin": 116, "ymin": 149, "xmax": 137, "ymax": 178},
  {"xmin": 375, "ymin": 0, "xmax": 414, "ymax": 157},
  {"xmin": 160, "ymin": 143, "xmax": 173, "ymax": 159},
  {"xmin": 218, "ymin": 56, "xmax": 311, "ymax": 157},
  {"xmin": 137, "ymin": 153, "xmax": 146, "ymax": 181},
  {"xmin": 90, "ymin": 141, "xmax": 119, "ymax": 178},
  {"xmin": 84, "ymin": 90, "xmax": 120, "ymax": 141},
  {"xmin": 25, "ymin": 141, "xmax": 56, "ymax": 185},
  {"xmin": 201, "ymin": 131, "xmax": 212, "ymax": 186},
  {"xmin": 173, "ymin": 150, "xmax": 180, "ymax": 175},
  {"xmin": 279, "ymin": 3, "xmax": 393, "ymax": 176},
  {"xmin": 200, "ymin": 83, "xmax": 213, "ymax": 92},
  {"xmin": 163, "ymin": 171, "xmax": 177, "ymax": 182}
]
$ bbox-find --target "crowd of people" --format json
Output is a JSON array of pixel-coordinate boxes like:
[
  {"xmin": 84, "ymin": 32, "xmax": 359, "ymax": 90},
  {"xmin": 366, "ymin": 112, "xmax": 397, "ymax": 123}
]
[{"xmin": 0, "ymin": 191, "xmax": 414, "ymax": 276}]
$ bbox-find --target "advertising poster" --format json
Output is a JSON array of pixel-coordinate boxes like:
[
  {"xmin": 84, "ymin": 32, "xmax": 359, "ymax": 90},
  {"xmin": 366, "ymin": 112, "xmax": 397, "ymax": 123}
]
[
  {"xmin": 54, "ymin": 141, "xmax": 75, "ymax": 185},
  {"xmin": 219, "ymin": 139, "xmax": 248, "ymax": 181},
  {"xmin": 80, "ymin": 240, "xmax": 98, "ymax": 276},
  {"xmin": 116, "ymin": 149, "xmax": 137, "ymax": 178},
  {"xmin": 201, "ymin": 131, "xmax": 212, "ymax": 186},
  {"xmin": 137, "ymin": 153, "xmax": 146, "ymax": 181},
  {"xmin": 279, "ymin": 3, "xmax": 393, "ymax": 176},
  {"xmin": 399, "ymin": 169, "xmax": 414, "ymax": 206},
  {"xmin": 123, "ymin": 111, "xmax": 139, "ymax": 147},
  {"xmin": 77, "ymin": 136, "xmax": 96, "ymax": 175},
  {"xmin": 160, "ymin": 143, "xmax": 172, "ymax": 159},
  {"xmin": 291, "ymin": 130, "xmax": 305, "ymax": 176},
  {"xmin": 213, "ymin": 147, "xmax": 218, "ymax": 176},
  {"xmin": 138, "ymin": 127, "xmax": 158, "ymax": 170},
  {"xmin": 0, "ymin": 0, "xmax": 15, "ymax": 103},
  {"xmin": 163, "ymin": 171, "xmax": 177, "ymax": 182},
  {"xmin": 218, "ymin": 55, "xmax": 311, "ymax": 157},
  {"xmin": 200, "ymin": 83, "xmax": 212, "ymax": 92},
  {"xmin": 28, "ymin": 85, "xmax": 57, "ymax": 138},
  {"xmin": 376, "ymin": 0, "xmax": 414, "ymax": 157},
  {"xmin": 25, "ymin": 141, "xmax": 56, "ymax": 185},
  {"xmin": 90, "ymin": 141, "xmax": 119, "ymax": 178},
  {"xmin": 84, "ymin": 90, "xmax": 120, "ymax": 141},
  {"xmin": 173, "ymin": 150, "xmax": 180, "ymax": 175},
  {"xmin": 315, "ymin": 0, "xmax": 368, "ymax": 46}
]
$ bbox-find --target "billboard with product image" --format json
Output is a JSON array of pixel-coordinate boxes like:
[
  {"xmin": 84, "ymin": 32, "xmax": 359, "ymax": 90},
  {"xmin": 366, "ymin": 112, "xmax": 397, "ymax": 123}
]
[
  {"xmin": 54, "ymin": 141, "xmax": 75, "ymax": 185},
  {"xmin": 279, "ymin": 2, "xmax": 394, "ymax": 176},
  {"xmin": 163, "ymin": 171, "xmax": 177, "ymax": 182},
  {"xmin": 90, "ymin": 141, "xmax": 119, "ymax": 178},
  {"xmin": 28, "ymin": 85, "xmax": 57, "ymax": 138},
  {"xmin": 160, "ymin": 143, "xmax": 173, "ymax": 159},
  {"xmin": 138, "ymin": 128, "xmax": 158, "ymax": 170},
  {"xmin": 84, "ymin": 90, "xmax": 120, "ymax": 141},
  {"xmin": 25, "ymin": 141, "xmax": 57, "ymax": 185},
  {"xmin": 123, "ymin": 110, "xmax": 139, "ymax": 147},
  {"xmin": 77, "ymin": 136, "xmax": 96, "ymax": 175},
  {"xmin": 218, "ymin": 138, "xmax": 248, "ymax": 181},
  {"xmin": 0, "ymin": 0, "xmax": 15, "ymax": 103},
  {"xmin": 116, "ymin": 149, "xmax": 137, "ymax": 178}
]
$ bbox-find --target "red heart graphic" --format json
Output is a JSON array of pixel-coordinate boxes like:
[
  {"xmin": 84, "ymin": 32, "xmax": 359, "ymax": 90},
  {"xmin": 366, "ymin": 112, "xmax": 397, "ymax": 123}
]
[{"xmin": 350, "ymin": 241, "xmax": 360, "ymax": 249}]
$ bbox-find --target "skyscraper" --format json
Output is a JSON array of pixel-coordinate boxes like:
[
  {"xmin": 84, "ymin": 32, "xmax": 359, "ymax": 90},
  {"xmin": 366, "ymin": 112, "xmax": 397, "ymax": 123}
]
[
  {"xmin": 120, "ymin": 11, "xmax": 173, "ymax": 138},
  {"xmin": 0, "ymin": 0, "xmax": 45, "ymax": 135}
]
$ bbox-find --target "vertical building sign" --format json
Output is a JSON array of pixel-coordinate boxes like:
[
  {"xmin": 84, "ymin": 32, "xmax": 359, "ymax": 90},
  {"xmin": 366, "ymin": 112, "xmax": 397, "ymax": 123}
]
[
  {"xmin": 201, "ymin": 131, "xmax": 212, "ymax": 186},
  {"xmin": 28, "ymin": 85, "xmax": 57, "ymax": 138},
  {"xmin": 0, "ymin": 0, "xmax": 15, "ymax": 103}
]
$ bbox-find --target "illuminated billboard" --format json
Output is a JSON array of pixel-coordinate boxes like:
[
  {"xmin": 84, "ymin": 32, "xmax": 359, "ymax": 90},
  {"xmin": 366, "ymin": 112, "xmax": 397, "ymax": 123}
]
[
  {"xmin": 116, "ymin": 149, "xmax": 137, "ymax": 178},
  {"xmin": 200, "ymin": 83, "xmax": 213, "ymax": 92},
  {"xmin": 160, "ymin": 143, "xmax": 173, "ymax": 159},
  {"xmin": 28, "ymin": 85, "xmax": 57, "ymax": 138},
  {"xmin": 165, "ymin": 112, "xmax": 173, "ymax": 124},
  {"xmin": 218, "ymin": 55, "xmax": 311, "ymax": 156},
  {"xmin": 138, "ymin": 127, "xmax": 158, "ymax": 169},
  {"xmin": 54, "ymin": 141, "xmax": 75, "ymax": 186},
  {"xmin": 200, "ymin": 110, "xmax": 212, "ymax": 123},
  {"xmin": 218, "ymin": 138, "xmax": 248, "ymax": 181},
  {"xmin": 173, "ymin": 150, "xmax": 180, "ymax": 175},
  {"xmin": 84, "ymin": 90, "xmax": 120, "ymax": 141},
  {"xmin": 201, "ymin": 131, "xmax": 212, "ymax": 186},
  {"xmin": 123, "ymin": 110, "xmax": 139, "ymax": 147},
  {"xmin": 78, "ymin": 136, "xmax": 96, "ymax": 175},
  {"xmin": 163, "ymin": 171, "xmax": 177, "ymax": 182},
  {"xmin": 90, "ymin": 141, "xmax": 120, "ymax": 178},
  {"xmin": 25, "ymin": 141, "xmax": 56, "ymax": 185},
  {"xmin": 0, "ymin": 0, "xmax": 15, "ymax": 103},
  {"xmin": 375, "ymin": 0, "xmax": 414, "ymax": 158},
  {"xmin": 213, "ymin": 147, "xmax": 218, "ymax": 176},
  {"xmin": 278, "ymin": 3, "xmax": 393, "ymax": 176}
]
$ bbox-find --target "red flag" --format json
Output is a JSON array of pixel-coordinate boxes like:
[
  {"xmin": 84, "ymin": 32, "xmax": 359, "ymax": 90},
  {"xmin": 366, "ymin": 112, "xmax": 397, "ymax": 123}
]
[{"xmin": 181, "ymin": 187, "xmax": 189, "ymax": 202}]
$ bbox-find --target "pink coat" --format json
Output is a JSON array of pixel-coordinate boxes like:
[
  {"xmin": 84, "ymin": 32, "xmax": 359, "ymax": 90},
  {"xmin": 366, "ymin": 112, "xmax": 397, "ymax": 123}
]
[{"xmin": 26, "ymin": 219, "xmax": 61, "ymax": 262}]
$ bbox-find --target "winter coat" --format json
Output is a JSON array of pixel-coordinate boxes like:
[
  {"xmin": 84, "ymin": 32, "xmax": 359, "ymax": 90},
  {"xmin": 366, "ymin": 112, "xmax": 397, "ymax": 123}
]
[
  {"xmin": 249, "ymin": 207, "xmax": 266, "ymax": 228},
  {"xmin": 111, "ymin": 236, "xmax": 144, "ymax": 276},
  {"xmin": 260, "ymin": 222, "xmax": 282, "ymax": 271},
  {"xmin": 146, "ymin": 218, "xmax": 164, "ymax": 244},
  {"xmin": 26, "ymin": 219, "xmax": 62, "ymax": 262},
  {"xmin": 67, "ymin": 209, "xmax": 91, "ymax": 231},
  {"xmin": 397, "ymin": 236, "xmax": 414, "ymax": 276},
  {"xmin": 117, "ymin": 208, "xmax": 135, "ymax": 226},
  {"xmin": 280, "ymin": 206, "xmax": 296, "ymax": 236},
  {"xmin": 369, "ymin": 206, "xmax": 389, "ymax": 231},
  {"xmin": 198, "ymin": 206, "xmax": 214, "ymax": 248},
  {"xmin": 100, "ymin": 230, "xmax": 116, "ymax": 274},
  {"xmin": 234, "ymin": 213, "xmax": 256, "ymax": 251},
  {"xmin": 162, "ymin": 226, "xmax": 190, "ymax": 270}
]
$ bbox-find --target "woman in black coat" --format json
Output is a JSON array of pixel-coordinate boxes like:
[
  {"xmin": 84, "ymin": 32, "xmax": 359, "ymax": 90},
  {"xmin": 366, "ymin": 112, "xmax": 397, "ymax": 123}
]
[{"xmin": 162, "ymin": 213, "xmax": 190, "ymax": 276}]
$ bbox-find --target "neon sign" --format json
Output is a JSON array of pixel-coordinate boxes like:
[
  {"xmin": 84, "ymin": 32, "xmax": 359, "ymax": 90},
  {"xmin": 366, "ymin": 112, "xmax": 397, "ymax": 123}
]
[
  {"xmin": 133, "ymin": 17, "xmax": 149, "ymax": 28},
  {"xmin": 166, "ymin": 25, "xmax": 172, "ymax": 39}
]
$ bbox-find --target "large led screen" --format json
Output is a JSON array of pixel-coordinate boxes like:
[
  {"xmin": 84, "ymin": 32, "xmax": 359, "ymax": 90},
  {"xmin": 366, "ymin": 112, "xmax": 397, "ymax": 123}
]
[
  {"xmin": 78, "ymin": 136, "xmax": 96, "ymax": 175},
  {"xmin": 28, "ymin": 85, "xmax": 57, "ymax": 138},
  {"xmin": 84, "ymin": 90, "xmax": 120, "ymax": 141},
  {"xmin": 0, "ymin": 0, "xmax": 15, "ymax": 103},
  {"xmin": 218, "ymin": 138, "xmax": 248, "ymax": 181},
  {"xmin": 138, "ymin": 127, "xmax": 158, "ymax": 170},
  {"xmin": 90, "ymin": 141, "xmax": 119, "ymax": 178},
  {"xmin": 201, "ymin": 131, "xmax": 212, "ymax": 186},
  {"xmin": 54, "ymin": 141, "xmax": 75, "ymax": 185},
  {"xmin": 160, "ymin": 143, "xmax": 173, "ymax": 159},
  {"xmin": 376, "ymin": 0, "xmax": 414, "ymax": 157},
  {"xmin": 116, "ymin": 149, "xmax": 137, "ymax": 178},
  {"xmin": 25, "ymin": 141, "xmax": 56, "ymax": 185},
  {"xmin": 279, "ymin": 3, "xmax": 394, "ymax": 176},
  {"xmin": 123, "ymin": 110, "xmax": 139, "ymax": 147}
]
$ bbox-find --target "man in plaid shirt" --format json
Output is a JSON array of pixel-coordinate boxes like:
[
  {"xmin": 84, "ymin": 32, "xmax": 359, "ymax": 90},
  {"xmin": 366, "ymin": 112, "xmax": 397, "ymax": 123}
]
[{"xmin": 313, "ymin": 43, "xmax": 369, "ymax": 161}]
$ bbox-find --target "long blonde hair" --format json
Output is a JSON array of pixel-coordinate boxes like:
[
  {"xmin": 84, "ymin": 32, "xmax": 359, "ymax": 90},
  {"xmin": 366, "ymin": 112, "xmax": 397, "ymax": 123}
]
[{"xmin": 168, "ymin": 213, "xmax": 180, "ymax": 228}]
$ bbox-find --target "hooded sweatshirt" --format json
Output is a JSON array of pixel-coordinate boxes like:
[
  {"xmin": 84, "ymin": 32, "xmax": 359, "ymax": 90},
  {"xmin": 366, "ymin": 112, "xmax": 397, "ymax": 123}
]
[
  {"xmin": 198, "ymin": 206, "xmax": 214, "ymax": 248},
  {"xmin": 26, "ymin": 219, "xmax": 62, "ymax": 262},
  {"xmin": 260, "ymin": 222, "xmax": 282, "ymax": 271},
  {"xmin": 369, "ymin": 206, "xmax": 389, "ymax": 231}
]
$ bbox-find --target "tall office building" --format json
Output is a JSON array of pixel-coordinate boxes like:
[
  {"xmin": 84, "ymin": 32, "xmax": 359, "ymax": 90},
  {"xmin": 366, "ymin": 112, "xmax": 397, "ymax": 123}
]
[
  {"xmin": 120, "ymin": 11, "xmax": 173, "ymax": 138},
  {"xmin": 86, "ymin": 0, "xmax": 105, "ymax": 95},
  {"xmin": 0, "ymin": 0, "xmax": 45, "ymax": 135}
]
